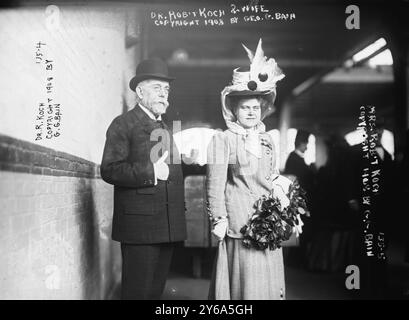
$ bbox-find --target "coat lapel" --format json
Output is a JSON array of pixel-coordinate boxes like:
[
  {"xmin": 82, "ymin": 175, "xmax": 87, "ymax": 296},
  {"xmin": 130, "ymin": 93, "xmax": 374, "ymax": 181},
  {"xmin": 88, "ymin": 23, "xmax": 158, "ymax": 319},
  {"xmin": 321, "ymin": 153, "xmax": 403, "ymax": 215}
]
[
  {"xmin": 131, "ymin": 105, "xmax": 160, "ymax": 134},
  {"xmin": 130, "ymin": 105, "xmax": 181, "ymax": 163}
]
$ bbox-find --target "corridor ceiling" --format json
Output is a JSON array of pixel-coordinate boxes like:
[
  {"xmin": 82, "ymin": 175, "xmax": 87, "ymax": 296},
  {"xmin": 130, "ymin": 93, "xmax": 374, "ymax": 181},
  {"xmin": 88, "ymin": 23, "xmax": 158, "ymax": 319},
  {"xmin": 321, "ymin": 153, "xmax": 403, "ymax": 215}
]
[{"xmin": 141, "ymin": 1, "xmax": 406, "ymax": 133}]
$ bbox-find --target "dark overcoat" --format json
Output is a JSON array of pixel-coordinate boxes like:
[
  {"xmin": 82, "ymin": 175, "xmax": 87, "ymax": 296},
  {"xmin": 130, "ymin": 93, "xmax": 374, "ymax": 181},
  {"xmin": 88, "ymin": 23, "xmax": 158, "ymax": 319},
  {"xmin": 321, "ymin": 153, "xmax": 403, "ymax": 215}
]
[{"xmin": 101, "ymin": 106, "xmax": 187, "ymax": 244}]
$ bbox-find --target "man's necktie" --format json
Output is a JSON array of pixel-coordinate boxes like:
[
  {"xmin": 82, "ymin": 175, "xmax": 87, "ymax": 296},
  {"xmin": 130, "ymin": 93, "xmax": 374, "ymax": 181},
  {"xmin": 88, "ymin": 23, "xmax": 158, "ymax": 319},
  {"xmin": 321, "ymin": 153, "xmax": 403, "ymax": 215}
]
[{"xmin": 156, "ymin": 119, "xmax": 166, "ymax": 129}]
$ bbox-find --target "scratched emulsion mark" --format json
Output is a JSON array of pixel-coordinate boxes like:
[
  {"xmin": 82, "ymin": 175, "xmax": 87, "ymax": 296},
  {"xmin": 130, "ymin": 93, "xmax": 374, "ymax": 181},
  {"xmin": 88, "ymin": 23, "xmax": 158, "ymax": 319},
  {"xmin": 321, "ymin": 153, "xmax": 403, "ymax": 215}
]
[
  {"xmin": 150, "ymin": 4, "xmax": 296, "ymax": 28},
  {"xmin": 357, "ymin": 105, "xmax": 386, "ymax": 261}
]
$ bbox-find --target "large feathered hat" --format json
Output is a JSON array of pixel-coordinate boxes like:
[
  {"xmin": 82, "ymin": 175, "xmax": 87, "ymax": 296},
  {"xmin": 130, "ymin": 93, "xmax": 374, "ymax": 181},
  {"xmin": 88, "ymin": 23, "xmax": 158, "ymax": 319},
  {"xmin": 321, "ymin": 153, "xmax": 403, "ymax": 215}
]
[{"xmin": 222, "ymin": 39, "xmax": 285, "ymax": 122}]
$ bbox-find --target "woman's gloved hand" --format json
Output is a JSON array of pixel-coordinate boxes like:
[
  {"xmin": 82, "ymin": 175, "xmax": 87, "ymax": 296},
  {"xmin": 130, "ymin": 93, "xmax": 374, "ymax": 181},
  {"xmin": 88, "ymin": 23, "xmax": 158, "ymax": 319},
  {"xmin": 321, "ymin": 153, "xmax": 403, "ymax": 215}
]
[
  {"xmin": 272, "ymin": 175, "xmax": 293, "ymax": 193},
  {"xmin": 212, "ymin": 218, "xmax": 228, "ymax": 242},
  {"xmin": 271, "ymin": 175, "xmax": 293, "ymax": 209}
]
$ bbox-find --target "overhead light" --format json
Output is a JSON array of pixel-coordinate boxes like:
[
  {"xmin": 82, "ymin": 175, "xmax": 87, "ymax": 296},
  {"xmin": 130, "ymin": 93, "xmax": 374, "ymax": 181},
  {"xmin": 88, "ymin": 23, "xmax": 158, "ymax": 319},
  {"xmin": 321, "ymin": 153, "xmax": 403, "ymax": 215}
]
[
  {"xmin": 352, "ymin": 38, "xmax": 387, "ymax": 63},
  {"xmin": 171, "ymin": 49, "xmax": 189, "ymax": 62},
  {"xmin": 368, "ymin": 49, "xmax": 393, "ymax": 67},
  {"xmin": 343, "ymin": 59, "xmax": 354, "ymax": 68}
]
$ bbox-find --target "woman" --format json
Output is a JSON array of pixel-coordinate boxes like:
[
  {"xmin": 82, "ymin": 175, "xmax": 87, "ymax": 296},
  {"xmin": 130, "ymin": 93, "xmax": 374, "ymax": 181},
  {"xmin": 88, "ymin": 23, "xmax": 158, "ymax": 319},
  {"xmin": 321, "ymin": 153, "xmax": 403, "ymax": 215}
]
[{"xmin": 206, "ymin": 39, "xmax": 288, "ymax": 300}]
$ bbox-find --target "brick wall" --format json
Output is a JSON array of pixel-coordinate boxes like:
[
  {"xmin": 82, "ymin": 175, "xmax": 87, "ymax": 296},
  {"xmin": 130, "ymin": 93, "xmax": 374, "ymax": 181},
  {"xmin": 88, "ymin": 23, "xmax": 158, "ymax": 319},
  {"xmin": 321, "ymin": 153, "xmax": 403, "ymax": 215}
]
[
  {"xmin": 0, "ymin": 3, "xmax": 142, "ymax": 299},
  {"xmin": 0, "ymin": 135, "xmax": 122, "ymax": 299},
  {"xmin": 0, "ymin": 174, "xmax": 118, "ymax": 299}
]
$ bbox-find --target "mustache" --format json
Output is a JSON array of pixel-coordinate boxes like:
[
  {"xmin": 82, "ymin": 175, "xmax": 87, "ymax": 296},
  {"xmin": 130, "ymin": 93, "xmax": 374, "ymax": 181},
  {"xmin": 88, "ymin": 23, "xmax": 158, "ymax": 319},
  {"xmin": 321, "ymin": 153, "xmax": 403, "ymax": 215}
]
[{"xmin": 157, "ymin": 100, "xmax": 169, "ymax": 108}]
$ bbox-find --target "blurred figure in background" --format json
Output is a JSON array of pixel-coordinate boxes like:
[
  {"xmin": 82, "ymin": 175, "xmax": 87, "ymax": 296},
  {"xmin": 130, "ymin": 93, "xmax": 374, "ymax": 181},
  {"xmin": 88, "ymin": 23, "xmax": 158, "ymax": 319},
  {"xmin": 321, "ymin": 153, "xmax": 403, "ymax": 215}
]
[
  {"xmin": 392, "ymin": 130, "xmax": 409, "ymax": 262},
  {"xmin": 284, "ymin": 129, "xmax": 317, "ymax": 268},
  {"xmin": 403, "ymin": 130, "xmax": 409, "ymax": 264},
  {"xmin": 285, "ymin": 130, "xmax": 316, "ymax": 196},
  {"xmin": 401, "ymin": 130, "xmax": 409, "ymax": 296},
  {"xmin": 346, "ymin": 120, "xmax": 395, "ymax": 299},
  {"xmin": 307, "ymin": 134, "xmax": 360, "ymax": 272}
]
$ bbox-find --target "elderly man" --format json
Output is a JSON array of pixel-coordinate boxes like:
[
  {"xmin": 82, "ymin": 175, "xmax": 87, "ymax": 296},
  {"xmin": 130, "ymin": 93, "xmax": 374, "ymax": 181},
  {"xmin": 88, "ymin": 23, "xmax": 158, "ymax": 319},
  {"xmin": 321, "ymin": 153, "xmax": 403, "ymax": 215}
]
[{"xmin": 101, "ymin": 58, "xmax": 186, "ymax": 300}]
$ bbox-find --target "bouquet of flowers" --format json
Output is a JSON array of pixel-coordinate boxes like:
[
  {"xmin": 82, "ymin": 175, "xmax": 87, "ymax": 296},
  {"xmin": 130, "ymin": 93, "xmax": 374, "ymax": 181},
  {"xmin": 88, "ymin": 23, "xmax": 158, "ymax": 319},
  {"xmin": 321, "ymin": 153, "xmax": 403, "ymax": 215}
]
[{"xmin": 240, "ymin": 176, "xmax": 309, "ymax": 251}]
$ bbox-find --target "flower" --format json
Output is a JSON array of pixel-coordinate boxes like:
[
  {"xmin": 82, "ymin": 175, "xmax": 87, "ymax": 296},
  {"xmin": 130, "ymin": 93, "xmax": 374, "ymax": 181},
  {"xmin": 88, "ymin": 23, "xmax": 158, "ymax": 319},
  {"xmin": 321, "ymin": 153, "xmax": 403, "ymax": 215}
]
[{"xmin": 240, "ymin": 178, "xmax": 309, "ymax": 251}]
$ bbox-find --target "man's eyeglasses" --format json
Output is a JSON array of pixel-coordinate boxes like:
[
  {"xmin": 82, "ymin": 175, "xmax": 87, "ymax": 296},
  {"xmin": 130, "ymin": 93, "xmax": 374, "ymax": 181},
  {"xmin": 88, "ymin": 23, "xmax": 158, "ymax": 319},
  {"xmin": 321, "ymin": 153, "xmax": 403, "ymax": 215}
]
[{"xmin": 144, "ymin": 84, "xmax": 170, "ymax": 95}]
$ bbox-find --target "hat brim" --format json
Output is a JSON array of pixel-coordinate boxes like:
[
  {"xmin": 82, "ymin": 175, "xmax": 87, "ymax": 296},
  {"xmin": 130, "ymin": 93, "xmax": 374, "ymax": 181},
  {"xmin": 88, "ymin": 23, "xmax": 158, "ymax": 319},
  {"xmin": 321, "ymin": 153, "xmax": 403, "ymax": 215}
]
[
  {"xmin": 129, "ymin": 74, "xmax": 175, "ymax": 92},
  {"xmin": 227, "ymin": 90, "xmax": 270, "ymax": 97},
  {"xmin": 225, "ymin": 89, "xmax": 276, "ymax": 120}
]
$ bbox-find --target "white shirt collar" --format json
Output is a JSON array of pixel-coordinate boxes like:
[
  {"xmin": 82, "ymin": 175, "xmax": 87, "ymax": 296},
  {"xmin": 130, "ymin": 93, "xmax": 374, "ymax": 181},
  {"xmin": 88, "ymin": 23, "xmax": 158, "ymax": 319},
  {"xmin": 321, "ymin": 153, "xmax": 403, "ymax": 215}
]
[
  {"xmin": 294, "ymin": 149, "xmax": 305, "ymax": 158},
  {"xmin": 138, "ymin": 104, "xmax": 162, "ymax": 121}
]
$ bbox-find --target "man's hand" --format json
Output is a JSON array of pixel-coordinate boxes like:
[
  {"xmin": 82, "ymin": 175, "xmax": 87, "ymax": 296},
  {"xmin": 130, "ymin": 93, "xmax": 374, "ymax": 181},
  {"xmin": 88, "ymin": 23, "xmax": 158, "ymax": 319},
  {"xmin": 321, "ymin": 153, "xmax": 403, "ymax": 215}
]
[{"xmin": 154, "ymin": 151, "xmax": 169, "ymax": 181}]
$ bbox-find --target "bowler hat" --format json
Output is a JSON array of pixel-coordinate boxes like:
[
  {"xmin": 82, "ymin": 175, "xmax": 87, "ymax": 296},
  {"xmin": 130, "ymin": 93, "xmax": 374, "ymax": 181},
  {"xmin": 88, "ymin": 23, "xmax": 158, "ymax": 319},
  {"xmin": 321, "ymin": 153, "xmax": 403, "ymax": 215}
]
[{"xmin": 129, "ymin": 58, "xmax": 175, "ymax": 92}]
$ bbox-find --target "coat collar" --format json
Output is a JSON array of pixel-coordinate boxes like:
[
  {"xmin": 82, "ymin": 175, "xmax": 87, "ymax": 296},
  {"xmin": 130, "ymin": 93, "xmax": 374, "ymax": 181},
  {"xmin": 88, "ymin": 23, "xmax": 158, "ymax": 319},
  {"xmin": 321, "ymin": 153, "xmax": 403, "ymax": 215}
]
[{"xmin": 138, "ymin": 103, "xmax": 162, "ymax": 121}]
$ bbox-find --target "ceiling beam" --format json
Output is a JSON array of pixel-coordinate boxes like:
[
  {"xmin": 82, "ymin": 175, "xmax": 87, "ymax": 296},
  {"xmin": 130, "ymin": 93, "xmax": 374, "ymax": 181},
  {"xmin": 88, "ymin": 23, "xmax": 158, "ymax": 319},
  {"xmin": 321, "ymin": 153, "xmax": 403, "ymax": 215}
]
[
  {"xmin": 290, "ymin": 35, "xmax": 385, "ymax": 97},
  {"xmin": 168, "ymin": 58, "xmax": 339, "ymax": 68}
]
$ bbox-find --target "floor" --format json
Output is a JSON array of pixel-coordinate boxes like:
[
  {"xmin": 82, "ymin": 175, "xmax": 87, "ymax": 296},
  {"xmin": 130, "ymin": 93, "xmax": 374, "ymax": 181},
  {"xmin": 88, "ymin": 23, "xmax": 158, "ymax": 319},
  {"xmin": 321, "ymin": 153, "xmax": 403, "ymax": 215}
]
[
  {"xmin": 162, "ymin": 247, "xmax": 353, "ymax": 300},
  {"xmin": 162, "ymin": 238, "xmax": 409, "ymax": 300},
  {"xmin": 112, "ymin": 239, "xmax": 409, "ymax": 300}
]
